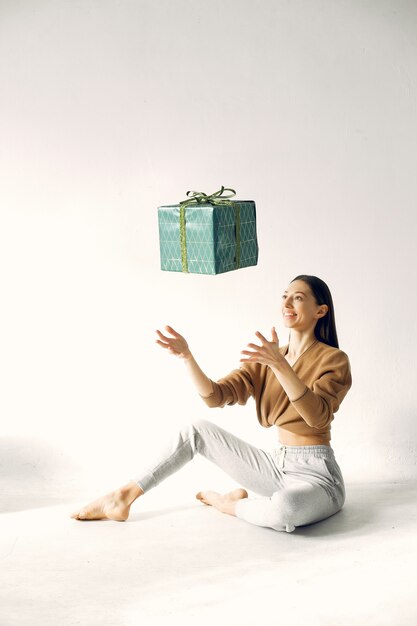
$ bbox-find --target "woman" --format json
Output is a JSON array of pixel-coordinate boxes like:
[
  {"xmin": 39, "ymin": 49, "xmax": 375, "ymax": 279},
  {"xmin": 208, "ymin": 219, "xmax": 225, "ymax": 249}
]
[{"xmin": 71, "ymin": 275, "xmax": 352, "ymax": 533}]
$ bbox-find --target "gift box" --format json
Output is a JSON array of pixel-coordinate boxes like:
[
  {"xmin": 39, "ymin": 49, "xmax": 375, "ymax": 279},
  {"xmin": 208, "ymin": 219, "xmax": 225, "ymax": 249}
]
[{"xmin": 158, "ymin": 187, "xmax": 259, "ymax": 275}]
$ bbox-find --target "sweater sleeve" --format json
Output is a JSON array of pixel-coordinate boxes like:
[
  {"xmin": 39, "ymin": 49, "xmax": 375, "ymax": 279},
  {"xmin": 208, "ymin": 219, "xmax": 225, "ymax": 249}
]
[
  {"xmin": 290, "ymin": 350, "xmax": 352, "ymax": 430},
  {"xmin": 199, "ymin": 362, "xmax": 256, "ymax": 408}
]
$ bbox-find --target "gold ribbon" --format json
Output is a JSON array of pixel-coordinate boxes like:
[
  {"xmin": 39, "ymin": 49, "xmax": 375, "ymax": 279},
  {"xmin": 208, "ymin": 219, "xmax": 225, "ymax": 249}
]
[
  {"xmin": 178, "ymin": 187, "xmax": 240, "ymax": 273},
  {"xmin": 179, "ymin": 205, "xmax": 188, "ymax": 273},
  {"xmin": 179, "ymin": 186, "xmax": 236, "ymax": 209}
]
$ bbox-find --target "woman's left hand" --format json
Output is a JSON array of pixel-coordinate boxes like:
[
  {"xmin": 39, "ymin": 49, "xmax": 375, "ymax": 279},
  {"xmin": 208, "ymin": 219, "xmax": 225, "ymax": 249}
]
[{"xmin": 240, "ymin": 327, "xmax": 285, "ymax": 368}]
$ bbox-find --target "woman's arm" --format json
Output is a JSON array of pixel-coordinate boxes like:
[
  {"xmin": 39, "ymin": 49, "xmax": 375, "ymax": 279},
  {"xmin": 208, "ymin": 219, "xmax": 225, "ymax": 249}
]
[
  {"xmin": 240, "ymin": 327, "xmax": 307, "ymax": 400},
  {"xmin": 268, "ymin": 360, "xmax": 308, "ymax": 402},
  {"xmin": 183, "ymin": 355, "xmax": 214, "ymax": 397},
  {"xmin": 156, "ymin": 326, "xmax": 255, "ymax": 406},
  {"xmin": 155, "ymin": 326, "xmax": 213, "ymax": 397},
  {"xmin": 241, "ymin": 328, "xmax": 352, "ymax": 429}
]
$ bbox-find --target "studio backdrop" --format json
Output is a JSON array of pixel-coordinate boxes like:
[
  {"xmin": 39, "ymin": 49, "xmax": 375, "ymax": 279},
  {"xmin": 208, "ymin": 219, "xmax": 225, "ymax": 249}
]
[{"xmin": 0, "ymin": 0, "xmax": 416, "ymax": 497}]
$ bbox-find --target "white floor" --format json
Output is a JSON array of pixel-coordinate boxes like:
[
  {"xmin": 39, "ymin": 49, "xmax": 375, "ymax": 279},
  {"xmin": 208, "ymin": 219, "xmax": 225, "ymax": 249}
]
[{"xmin": 1, "ymin": 481, "xmax": 416, "ymax": 626}]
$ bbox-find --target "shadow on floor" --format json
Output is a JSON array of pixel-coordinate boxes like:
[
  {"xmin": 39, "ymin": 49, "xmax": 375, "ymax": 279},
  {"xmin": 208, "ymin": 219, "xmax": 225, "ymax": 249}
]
[
  {"xmin": 128, "ymin": 503, "xmax": 200, "ymax": 522},
  {"xmin": 295, "ymin": 481, "xmax": 417, "ymax": 537},
  {"xmin": 125, "ymin": 481, "xmax": 417, "ymax": 537}
]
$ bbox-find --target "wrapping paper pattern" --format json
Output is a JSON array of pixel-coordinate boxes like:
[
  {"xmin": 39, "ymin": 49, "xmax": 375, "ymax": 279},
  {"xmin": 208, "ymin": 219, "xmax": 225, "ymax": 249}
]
[{"xmin": 158, "ymin": 201, "xmax": 258, "ymax": 275}]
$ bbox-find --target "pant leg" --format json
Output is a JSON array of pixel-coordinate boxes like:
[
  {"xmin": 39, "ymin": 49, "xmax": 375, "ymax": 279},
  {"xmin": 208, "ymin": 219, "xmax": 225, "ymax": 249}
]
[
  {"xmin": 134, "ymin": 419, "xmax": 284, "ymax": 495},
  {"xmin": 235, "ymin": 479, "xmax": 343, "ymax": 533},
  {"xmin": 235, "ymin": 450, "xmax": 345, "ymax": 533}
]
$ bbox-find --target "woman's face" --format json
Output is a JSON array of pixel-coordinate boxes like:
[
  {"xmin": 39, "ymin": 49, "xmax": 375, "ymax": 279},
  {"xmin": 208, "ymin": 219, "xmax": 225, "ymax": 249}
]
[{"xmin": 281, "ymin": 280, "xmax": 328, "ymax": 332}]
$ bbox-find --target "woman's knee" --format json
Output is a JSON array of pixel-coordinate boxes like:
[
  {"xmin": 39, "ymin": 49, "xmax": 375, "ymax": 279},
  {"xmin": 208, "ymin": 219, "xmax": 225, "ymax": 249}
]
[
  {"xmin": 267, "ymin": 487, "xmax": 341, "ymax": 532},
  {"xmin": 178, "ymin": 419, "xmax": 217, "ymax": 453},
  {"xmin": 189, "ymin": 418, "xmax": 214, "ymax": 431},
  {"xmin": 267, "ymin": 491, "xmax": 300, "ymax": 532},
  {"xmin": 180, "ymin": 419, "xmax": 216, "ymax": 439}
]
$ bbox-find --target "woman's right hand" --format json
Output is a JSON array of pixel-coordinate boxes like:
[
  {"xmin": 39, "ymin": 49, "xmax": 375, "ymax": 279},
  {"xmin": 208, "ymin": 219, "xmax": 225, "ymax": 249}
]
[{"xmin": 155, "ymin": 326, "xmax": 192, "ymax": 360}]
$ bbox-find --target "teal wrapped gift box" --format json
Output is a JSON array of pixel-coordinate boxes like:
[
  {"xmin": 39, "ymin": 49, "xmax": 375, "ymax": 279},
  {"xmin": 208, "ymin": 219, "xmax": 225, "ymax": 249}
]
[{"xmin": 158, "ymin": 187, "xmax": 259, "ymax": 275}]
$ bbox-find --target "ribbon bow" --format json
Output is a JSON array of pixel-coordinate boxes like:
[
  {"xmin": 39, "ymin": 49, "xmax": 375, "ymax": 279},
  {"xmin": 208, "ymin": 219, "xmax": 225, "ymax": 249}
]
[
  {"xmin": 177, "ymin": 186, "xmax": 240, "ymax": 273},
  {"xmin": 179, "ymin": 186, "xmax": 236, "ymax": 208}
]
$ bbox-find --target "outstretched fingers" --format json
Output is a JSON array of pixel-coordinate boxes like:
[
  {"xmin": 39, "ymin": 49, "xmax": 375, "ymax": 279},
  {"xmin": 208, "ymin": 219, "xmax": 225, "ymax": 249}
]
[
  {"xmin": 241, "ymin": 349, "xmax": 259, "ymax": 356},
  {"xmin": 155, "ymin": 330, "xmax": 171, "ymax": 347},
  {"xmin": 271, "ymin": 327, "xmax": 279, "ymax": 343},
  {"xmin": 255, "ymin": 330, "xmax": 268, "ymax": 343},
  {"xmin": 240, "ymin": 350, "xmax": 260, "ymax": 363},
  {"xmin": 165, "ymin": 325, "xmax": 181, "ymax": 336}
]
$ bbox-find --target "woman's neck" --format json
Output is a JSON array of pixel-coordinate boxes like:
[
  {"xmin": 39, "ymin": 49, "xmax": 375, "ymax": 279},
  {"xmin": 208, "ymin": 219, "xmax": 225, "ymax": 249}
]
[{"xmin": 286, "ymin": 331, "xmax": 317, "ymax": 359}]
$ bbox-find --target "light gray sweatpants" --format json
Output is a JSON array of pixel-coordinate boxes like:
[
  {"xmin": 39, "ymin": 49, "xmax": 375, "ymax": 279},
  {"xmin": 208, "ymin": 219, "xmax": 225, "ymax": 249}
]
[{"xmin": 134, "ymin": 419, "xmax": 345, "ymax": 533}]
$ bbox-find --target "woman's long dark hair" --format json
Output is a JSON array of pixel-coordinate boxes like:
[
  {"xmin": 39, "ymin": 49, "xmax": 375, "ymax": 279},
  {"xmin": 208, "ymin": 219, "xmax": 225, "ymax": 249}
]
[{"xmin": 291, "ymin": 275, "xmax": 339, "ymax": 348}]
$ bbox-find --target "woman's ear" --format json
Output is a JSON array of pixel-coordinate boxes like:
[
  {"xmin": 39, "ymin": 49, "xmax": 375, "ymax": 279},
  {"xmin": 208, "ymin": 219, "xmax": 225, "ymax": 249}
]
[{"xmin": 317, "ymin": 304, "xmax": 329, "ymax": 318}]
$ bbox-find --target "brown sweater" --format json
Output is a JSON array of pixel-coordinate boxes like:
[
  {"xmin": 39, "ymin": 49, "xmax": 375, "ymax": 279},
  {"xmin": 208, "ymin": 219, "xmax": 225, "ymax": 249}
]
[{"xmin": 200, "ymin": 340, "xmax": 352, "ymax": 444}]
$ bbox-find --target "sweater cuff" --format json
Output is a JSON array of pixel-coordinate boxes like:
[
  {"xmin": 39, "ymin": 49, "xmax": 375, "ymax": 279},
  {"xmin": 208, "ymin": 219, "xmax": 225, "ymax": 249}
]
[
  {"xmin": 199, "ymin": 382, "xmax": 223, "ymax": 408},
  {"xmin": 290, "ymin": 386, "xmax": 309, "ymax": 403},
  {"xmin": 289, "ymin": 386, "xmax": 330, "ymax": 429}
]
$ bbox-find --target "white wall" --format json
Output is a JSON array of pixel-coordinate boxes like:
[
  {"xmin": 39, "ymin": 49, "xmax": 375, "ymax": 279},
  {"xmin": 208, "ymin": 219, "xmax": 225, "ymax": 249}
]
[{"xmin": 1, "ymin": 0, "xmax": 416, "ymax": 497}]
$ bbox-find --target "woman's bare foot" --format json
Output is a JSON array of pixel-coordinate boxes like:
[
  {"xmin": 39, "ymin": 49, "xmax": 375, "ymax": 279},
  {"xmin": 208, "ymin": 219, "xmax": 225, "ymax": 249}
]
[
  {"xmin": 196, "ymin": 488, "xmax": 248, "ymax": 516},
  {"xmin": 71, "ymin": 482, "xmax": 143, "ymax": 521}
]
